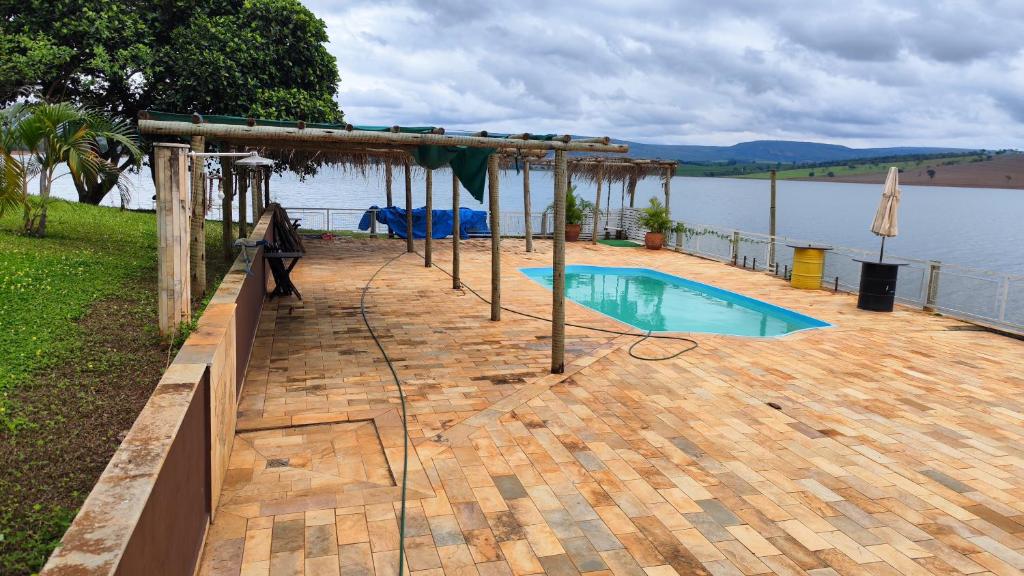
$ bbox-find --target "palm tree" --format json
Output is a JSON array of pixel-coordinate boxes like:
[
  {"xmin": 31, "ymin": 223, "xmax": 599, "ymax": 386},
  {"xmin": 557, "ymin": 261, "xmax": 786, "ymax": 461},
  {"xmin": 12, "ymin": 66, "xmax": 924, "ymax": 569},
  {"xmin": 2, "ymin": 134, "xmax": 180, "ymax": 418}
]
[
  {"xmin": 12, "ymin": 102, "xmax": 141, "ymax": 237},
  {"xmin": 0, "ymin": 105, "xmax": 29, "ymax": 218}
]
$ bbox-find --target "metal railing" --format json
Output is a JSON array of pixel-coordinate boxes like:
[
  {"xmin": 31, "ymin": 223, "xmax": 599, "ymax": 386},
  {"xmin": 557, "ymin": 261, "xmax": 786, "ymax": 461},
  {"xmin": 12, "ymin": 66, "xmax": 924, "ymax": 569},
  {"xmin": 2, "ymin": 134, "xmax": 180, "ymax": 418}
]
[{"xmin": 614, "ymin": 208, "xmax": 1023, "ymax": 334}]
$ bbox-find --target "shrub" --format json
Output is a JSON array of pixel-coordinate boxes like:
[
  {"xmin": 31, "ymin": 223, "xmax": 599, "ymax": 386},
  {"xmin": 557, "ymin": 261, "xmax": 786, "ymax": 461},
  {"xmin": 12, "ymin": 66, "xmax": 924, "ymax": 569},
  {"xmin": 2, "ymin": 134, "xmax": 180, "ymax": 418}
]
[{"xmin": 637, "ymin": 197, "xmax": 672, "ymax": 234}]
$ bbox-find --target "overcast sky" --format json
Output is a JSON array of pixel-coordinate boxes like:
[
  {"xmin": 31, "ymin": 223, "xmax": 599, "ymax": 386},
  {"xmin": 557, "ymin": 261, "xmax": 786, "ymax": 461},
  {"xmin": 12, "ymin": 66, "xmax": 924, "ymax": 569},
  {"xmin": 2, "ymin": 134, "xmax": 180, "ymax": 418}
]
[{"xmin": 307, "ymin": 0, "xmax": 1023, "ymax": 148}]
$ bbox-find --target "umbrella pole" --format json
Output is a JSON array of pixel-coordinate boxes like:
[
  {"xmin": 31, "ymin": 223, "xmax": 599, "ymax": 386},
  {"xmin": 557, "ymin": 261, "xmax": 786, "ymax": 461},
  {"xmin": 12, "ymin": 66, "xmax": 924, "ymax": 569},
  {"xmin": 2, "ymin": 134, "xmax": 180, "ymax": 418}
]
[{"xmin": 879, "ymin": 236, "xmax": 885, "ymax": 262}]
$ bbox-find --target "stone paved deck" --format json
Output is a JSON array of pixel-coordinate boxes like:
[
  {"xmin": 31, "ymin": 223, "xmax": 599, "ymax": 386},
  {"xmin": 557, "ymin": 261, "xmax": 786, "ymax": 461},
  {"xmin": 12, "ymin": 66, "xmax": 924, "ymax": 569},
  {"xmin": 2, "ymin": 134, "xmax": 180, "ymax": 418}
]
[{"xmin": 199, "ymin": 237, "xmax": 1024, "ymax": 576}]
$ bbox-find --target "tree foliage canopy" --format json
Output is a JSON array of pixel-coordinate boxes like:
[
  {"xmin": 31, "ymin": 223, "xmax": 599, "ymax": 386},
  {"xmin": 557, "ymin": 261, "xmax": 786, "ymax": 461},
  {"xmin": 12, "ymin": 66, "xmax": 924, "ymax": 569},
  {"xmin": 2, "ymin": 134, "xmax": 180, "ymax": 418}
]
[{"xmin": 1, "ymin": 0, "xmax": 343, "ymax": 202}]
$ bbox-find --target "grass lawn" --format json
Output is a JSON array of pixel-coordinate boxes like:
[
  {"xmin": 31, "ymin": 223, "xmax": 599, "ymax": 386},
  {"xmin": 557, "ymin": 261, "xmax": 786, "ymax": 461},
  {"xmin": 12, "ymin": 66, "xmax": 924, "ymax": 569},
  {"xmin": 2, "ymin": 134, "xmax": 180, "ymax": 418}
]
[{"xmin": 0, "ymin": 200, "xmax": 234, "ymax": 574}]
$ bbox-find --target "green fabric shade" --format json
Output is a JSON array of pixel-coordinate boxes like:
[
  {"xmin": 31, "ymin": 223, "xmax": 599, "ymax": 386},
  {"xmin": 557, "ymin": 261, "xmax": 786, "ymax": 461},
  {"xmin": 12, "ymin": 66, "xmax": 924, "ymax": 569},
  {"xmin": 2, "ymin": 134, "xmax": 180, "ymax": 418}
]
[{"xmin": 411, "ymin": 145, "xmax": 495, "ymax": 202}]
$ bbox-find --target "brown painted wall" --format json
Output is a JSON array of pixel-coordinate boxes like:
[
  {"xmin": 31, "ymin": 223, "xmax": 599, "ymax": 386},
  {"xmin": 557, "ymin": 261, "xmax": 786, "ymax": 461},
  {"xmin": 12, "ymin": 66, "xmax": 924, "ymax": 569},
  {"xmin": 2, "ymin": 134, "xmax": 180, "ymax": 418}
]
[
  {"xmin": 234, "ymin": 213, "xmax": 275, "ymax": 390},
  {"xmin": 115, "ymin": 369, "xmax": 210, "ymax": 576}
]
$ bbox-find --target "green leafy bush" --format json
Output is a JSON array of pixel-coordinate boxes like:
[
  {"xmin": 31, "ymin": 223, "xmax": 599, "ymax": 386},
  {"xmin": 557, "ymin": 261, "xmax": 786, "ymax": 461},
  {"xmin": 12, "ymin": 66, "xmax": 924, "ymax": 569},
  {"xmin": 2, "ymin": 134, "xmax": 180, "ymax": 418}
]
[{"xmin": 637, "ymin": 197, "xmax": 672, "ymax": 234}]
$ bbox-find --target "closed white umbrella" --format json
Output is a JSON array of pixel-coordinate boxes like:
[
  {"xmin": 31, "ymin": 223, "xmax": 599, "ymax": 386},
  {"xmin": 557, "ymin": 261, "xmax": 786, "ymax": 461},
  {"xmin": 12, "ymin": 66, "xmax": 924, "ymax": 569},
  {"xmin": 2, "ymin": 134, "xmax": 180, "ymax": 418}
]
[{"xmin": 871, "ymin": 166, "xmax": 900, "ymax": 261}]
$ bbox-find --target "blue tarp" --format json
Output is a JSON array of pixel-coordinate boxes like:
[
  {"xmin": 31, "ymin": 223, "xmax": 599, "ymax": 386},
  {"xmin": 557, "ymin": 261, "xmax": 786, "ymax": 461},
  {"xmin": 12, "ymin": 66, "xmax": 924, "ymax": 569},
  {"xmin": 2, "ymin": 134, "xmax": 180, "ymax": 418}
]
[{"xmin": 358, "ymin": 206, "xmax": 490, "ymax": 239}]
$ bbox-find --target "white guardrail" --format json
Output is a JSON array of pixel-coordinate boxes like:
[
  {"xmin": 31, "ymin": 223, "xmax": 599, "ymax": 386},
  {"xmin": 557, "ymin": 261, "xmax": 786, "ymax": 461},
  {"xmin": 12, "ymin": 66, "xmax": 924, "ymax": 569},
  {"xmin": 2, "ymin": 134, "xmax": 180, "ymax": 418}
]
[{"xmin": 204, "ymin": 204, "xmax": 1023, "ymax": 334}]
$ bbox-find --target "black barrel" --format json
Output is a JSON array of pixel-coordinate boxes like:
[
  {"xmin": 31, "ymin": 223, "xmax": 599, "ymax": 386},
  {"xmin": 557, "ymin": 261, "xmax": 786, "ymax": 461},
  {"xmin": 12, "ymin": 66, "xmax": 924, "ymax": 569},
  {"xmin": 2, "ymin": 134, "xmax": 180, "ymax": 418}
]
[{"xmin": 855, "ymin": 260, "xmax": 904, "ymax": 312}]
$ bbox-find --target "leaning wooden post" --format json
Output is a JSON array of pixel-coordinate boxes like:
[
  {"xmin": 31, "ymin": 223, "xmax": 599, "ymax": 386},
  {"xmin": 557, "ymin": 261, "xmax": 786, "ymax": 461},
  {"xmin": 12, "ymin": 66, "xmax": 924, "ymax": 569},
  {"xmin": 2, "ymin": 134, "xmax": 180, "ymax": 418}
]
[
  {"xmin": 404, "ymin": 160, "xmax": 414, "ymax": 253},
  {"xmin": 523, "ymin": 159, "xmax": 533, "ymax": 252},
  {"xmin": 592, "ymin": 164, "xmax": 603, "ymax": 244},
  {"xmin": 664, "ymin": 165, "xmax": 672, "ymax": 219},
  {"xmin": 768, "ymin": 169, "xmax": 777, "ymax": 270},
  {"xmin": 425, "ymin": 169, "xmax": 433, "ymax": 267},
  {"xmin": 452, "ymin": 170, "xmax": 461, "ymax": 289},
  {"xmin": 220, "ymin": 154, "xmax": 235, "ymax": 263},
  {"xmin": 154, "ymin": 143, "xmax": 191, "ymax": 339},
  {"xmin": 237, "ymin": 169, "xmax": 248, "ymax": 238},
  {"xmin": 488, "ymin": 153, "xmax": 501, "ymax": 321},
  {"xmin": 551, "ymin": 150, "xmax": 567, "ymax": 374},
  {"xmin": 385, "ymin": 160, "xmax": 394, "ymax": 238},
  {"xmin": 189, "ymin": 136, "xmax": 206, "ymax": 300}
]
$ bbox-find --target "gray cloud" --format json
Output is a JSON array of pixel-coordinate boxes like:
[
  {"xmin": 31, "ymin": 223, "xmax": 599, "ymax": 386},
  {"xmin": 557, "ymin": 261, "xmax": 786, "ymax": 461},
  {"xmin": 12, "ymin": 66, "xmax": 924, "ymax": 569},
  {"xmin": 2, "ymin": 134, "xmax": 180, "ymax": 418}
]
[{"xmin": 309, "ymin": 0, "xmax": 1023, "ymax": 148}]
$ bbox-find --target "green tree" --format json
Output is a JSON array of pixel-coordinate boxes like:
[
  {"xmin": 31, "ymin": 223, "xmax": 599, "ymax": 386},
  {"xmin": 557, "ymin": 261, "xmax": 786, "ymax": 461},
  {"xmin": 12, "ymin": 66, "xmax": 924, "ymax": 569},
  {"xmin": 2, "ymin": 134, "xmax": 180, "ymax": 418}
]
[
  {"xmin": 1, "ymin": 0, "xmax": 342, "ymax": 204},
  {"xmin": 9, "ymin": 103, "xmax": 141, "ymax": 237}
]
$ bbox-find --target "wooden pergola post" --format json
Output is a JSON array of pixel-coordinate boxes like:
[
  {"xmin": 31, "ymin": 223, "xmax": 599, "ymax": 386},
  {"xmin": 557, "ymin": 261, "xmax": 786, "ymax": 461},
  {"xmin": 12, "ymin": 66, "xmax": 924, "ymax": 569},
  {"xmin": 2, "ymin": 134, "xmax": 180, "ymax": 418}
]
[
  {"xmin": 385, "ymin": 160, "xmax": 394, "ymax": 238},
  {"xmin": 251, "ymin": 169, "xmax": 262, "ymax": 224},
  {"xmin": 769, "ymin": 169, "xmax": 777, "ymax": 270},
  {"xmin": 154, "ymin": 143, "xmax": 191, "ymax": 339},
  {"xmin": 523, "ymin": 160, "xmax": 533, "ymax": 252},
  {"xmin": 263, "ymin": 168, "xmax": 270, "ymax": 207},
  {"xmin": 237, "ymin": 169, "xmax": 248, "ymax": 238},
  {"xmin": 189, "ymin": 136, "xmax": 206, "ymax": 300},
  {"xmin": 664, "ymin": 166, "xmax": 672, "ymax": 219},
  {"xmin": 425, "ymin": 169, "xmax": 433, "ymax": 267},
  {"xmin": 551, "ymin": 150, "xmax": 567, "ymax": 373},
  {"xmin": 488, "ymin": 154, "xmax": 501, "ymax": 321},
  {"xmin": 404, "ymin": 161, "xmax": 414, "ymax": 253},
  {"xmin": 592, "ymin": 164, "xmax": 603, "ymax": 244},
  {"xmin": 452, "ymin": 170, "xmax": 461, "ymax": 289},
  {"xmin": 220, "ymin": 153, "xmax": 235, "ymax": 262},
  {"xmin": 627, "ymin": 170, "xmax": 638, "ymax": 208}
]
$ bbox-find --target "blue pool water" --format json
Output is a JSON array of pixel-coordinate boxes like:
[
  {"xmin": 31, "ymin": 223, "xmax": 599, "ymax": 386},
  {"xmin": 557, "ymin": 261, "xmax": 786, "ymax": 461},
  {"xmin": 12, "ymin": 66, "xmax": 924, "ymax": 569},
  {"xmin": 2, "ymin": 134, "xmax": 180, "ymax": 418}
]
[{"xmin": 520, "ymin": 265, "xmax": 831, "ymax": 337}]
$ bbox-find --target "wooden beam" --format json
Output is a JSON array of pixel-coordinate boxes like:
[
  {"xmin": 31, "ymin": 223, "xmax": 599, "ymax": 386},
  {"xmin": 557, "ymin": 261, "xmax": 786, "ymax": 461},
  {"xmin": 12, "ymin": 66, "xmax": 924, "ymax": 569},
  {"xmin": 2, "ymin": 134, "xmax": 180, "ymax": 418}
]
[
  {"xmin": 425, "ymin": 169, "xmax": 433, "ymax": 267},
  {"xmin": 664, "ymin": 166, "xmax": 672, "ymax": 219},
  {"xmin": 220, "ymin": 153, "xmax": 235, "ymax": 262},
  {"xmin": 552, "ymin": 150, "xmax": 567, "ymax": 374},
  {"xmin": 154, "ymin": 143, "xmax": 191, "ymax": 339},
  {"xmin": 488, "ymin": 153, "xmax": 501, "ymax": 321},
  {"xmin": 405, "ymin": 161, "xmax": 413, "ymax": 253},
  {"xmin": 452, "ymin": 170, "xmax": 461, "ymax": 289},
  {"xmin": 523, "ymin": 160, "xmax": 533, "ymax": 253},
  {"xmin": 189, "ymin": 136, "xmax": 206, "ymax": 301},
  {"xmin": 138, "ymin": 119, "xmax": 629, "ymax": 153}
]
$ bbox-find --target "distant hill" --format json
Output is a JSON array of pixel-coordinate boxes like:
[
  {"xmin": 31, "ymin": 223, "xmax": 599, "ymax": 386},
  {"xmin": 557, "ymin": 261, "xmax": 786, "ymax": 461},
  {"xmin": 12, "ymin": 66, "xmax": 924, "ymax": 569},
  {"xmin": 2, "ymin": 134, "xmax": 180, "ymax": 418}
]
[{"xmin": 617, "ymin": 139, "xmax": 971, "ymax": 164}]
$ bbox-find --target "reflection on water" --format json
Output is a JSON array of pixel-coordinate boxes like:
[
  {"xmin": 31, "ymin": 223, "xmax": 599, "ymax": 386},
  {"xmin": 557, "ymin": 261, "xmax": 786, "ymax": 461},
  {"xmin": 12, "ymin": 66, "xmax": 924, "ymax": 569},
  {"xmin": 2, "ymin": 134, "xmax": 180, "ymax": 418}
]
[{"xmin": 531, "ymin": 270, "xmax": 818, "ymax": 336}]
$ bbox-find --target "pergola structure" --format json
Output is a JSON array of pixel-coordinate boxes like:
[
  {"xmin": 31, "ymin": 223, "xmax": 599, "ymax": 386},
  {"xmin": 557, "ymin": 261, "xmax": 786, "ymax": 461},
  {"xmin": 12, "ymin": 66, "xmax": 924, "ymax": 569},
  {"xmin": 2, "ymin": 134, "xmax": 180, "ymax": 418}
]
[
  {"xmin": 139, "ymin": 112, "xmax": 628, "ymax": 373},
  {"xmin": 528, "ymin": 156, "xmax": 679, "ymax": 244}
]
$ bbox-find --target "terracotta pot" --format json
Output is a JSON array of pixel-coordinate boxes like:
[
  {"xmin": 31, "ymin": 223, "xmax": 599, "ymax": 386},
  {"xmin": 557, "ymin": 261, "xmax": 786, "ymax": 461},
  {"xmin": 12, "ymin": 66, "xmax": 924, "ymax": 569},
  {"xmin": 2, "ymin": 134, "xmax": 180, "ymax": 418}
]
[
  {"xmin": 644, "ymin": 231, "xmax": 665, "ymax": 250},
  {"xmin": 565, "ymin": 223, "xmax": 582, "ymax": 242}
]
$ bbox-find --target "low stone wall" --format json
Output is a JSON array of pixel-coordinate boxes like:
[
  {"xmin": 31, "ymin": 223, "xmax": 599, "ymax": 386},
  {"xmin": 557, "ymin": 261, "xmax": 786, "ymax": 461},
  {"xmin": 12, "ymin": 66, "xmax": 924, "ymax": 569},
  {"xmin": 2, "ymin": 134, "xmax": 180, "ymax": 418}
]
[{"xmin": 41, "ymin": 209, "xmax": 277, "ymax": 575}]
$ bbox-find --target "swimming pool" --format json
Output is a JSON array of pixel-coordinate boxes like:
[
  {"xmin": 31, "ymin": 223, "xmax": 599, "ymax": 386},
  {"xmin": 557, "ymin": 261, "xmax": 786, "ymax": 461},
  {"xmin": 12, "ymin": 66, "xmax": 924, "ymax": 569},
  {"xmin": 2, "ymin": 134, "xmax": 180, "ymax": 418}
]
[{"xmin": 520, "ymin": 265, "xmax": 830, "ymax": 337}]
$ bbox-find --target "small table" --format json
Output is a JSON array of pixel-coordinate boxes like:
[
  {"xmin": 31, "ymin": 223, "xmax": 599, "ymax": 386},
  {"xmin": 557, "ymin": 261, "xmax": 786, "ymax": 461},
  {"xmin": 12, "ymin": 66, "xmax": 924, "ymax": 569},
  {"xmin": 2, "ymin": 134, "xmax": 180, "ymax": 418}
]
[
  {"xmin": 786, "ymin": 244, "xmax": 832, "ymax": 289},
  {"xmin": 853, "ymin": 259, "xmax": 908, "ymax": 312}
]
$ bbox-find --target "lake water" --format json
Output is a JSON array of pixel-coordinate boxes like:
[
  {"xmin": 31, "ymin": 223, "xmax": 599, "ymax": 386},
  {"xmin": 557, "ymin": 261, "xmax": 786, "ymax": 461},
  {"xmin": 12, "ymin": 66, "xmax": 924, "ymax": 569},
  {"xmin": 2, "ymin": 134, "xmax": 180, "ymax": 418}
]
[{"xmin": 49, "ymin": 167, "xmax": 1024, "ymax": 275}]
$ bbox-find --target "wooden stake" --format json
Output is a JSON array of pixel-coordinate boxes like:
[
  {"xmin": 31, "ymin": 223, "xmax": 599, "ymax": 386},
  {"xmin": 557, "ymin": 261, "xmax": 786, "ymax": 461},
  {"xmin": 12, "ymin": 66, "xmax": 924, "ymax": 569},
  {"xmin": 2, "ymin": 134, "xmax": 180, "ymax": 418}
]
[
  {"xmin": 385, "ymin": 160, "xmax": 394, "ymax": 238},
  {"xmin": 405, "ymin": 161, "xmax": 414, "ymax": 253},
  {"xmin": 592, "ymin": 164, "xmax": 603, "ymax": 244},
  {"xmin": 189, "ymin": 136, "xmax": 206, "ymax": 301},
  {"xmin": 425, "ymin": 169, "xmax": 433, "ymax": 267},
  {"xmin": 154, "ymin": 143, "xmax": 191, "ymax": 339},
  {"xmin": 523, "ymin": 160, "xmax": 533, "ymax": 252},
  {"xmin": 551, "ymin": 150, "xmax": 567, "ymax": 374},
  {"xmin": 488, "ymin": 153, "xmax": 501, "ymax": 321},
  {"xmin": 452, "ymin": 170, "xmax": 461, "ymax": 289},
  {"xmin": 220, "ymin": 153, "xmax": 235, "ymax": 262}
]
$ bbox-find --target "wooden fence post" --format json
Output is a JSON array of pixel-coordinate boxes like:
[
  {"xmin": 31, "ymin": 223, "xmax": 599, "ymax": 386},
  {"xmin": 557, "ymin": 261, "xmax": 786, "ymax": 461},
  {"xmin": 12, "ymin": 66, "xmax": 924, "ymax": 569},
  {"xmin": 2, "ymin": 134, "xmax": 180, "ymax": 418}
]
[
  {"xmin": 154, "ymin": 143, "xmax": 191, "ymax": 339},
  {"xmin": 925, "ymin": 261, "xmax": 941, "ymax": 311},
  {"xmin": 220, "ymin": 154, "xmax": 235, "ymax": 262}
]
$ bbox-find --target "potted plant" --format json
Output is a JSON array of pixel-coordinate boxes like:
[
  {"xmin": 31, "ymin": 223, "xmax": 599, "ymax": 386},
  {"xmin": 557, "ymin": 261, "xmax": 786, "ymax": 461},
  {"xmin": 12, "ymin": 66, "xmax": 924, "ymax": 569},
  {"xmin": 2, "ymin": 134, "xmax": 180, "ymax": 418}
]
[
  {"xmin": 549, "ymin": 185, "xmax": 594, "ymax": 242},
  {"xmin": 637, "ymin": 197, "xmax": 672, "ymax": 250}
]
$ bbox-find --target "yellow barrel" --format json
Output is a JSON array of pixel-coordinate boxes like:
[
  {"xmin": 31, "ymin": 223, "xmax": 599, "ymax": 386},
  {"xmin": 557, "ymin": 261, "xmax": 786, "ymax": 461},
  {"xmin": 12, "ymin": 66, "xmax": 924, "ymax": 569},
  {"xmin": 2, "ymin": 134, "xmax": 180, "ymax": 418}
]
[{"xmin": 789, "ymin": 245, "xmax": 831, "ymax": 289}]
